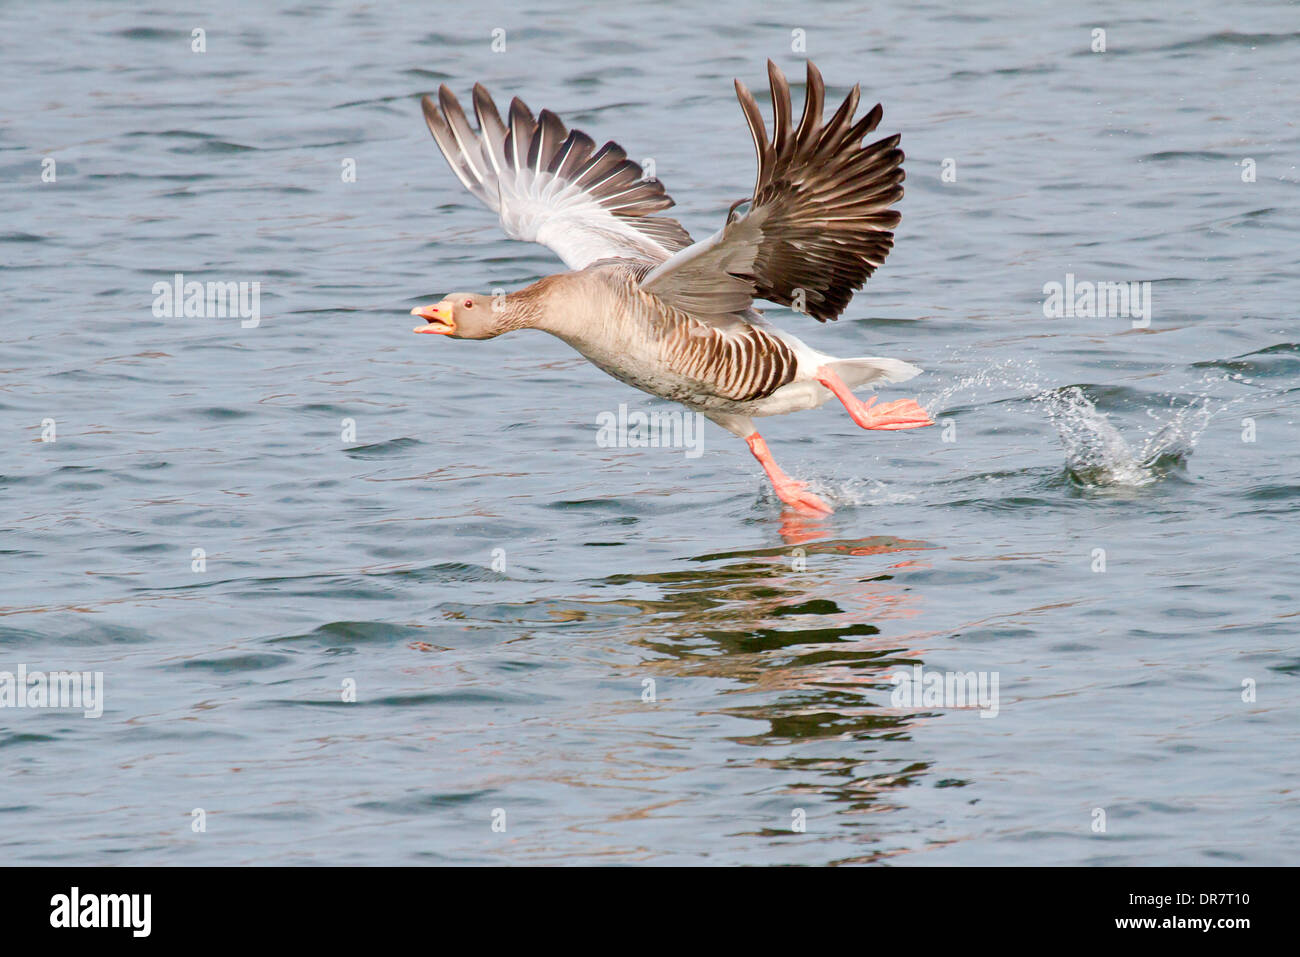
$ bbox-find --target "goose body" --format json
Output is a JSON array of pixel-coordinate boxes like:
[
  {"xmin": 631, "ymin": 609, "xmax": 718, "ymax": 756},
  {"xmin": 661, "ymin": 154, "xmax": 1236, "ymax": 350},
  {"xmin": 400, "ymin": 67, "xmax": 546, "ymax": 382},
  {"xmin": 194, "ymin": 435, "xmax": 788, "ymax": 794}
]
[{"xmin": 411, "ymin": 61, "xmax": 933, "ymax": 514}]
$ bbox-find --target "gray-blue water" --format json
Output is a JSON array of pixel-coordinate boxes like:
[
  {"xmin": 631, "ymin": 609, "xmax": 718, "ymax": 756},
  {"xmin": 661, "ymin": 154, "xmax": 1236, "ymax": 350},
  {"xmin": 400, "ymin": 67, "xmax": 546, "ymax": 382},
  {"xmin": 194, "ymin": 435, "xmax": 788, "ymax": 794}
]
[{"xmin": 3, "ymin": 0, "xmax": 1298, "ymax": 865}]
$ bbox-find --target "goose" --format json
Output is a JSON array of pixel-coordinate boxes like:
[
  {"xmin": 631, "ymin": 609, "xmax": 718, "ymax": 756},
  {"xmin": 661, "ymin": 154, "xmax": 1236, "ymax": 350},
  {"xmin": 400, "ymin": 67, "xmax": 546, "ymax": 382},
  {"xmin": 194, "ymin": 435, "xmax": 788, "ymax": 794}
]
[{"xmin": 411, "ymin": 60, "xmax": 933, "ymax": 515}]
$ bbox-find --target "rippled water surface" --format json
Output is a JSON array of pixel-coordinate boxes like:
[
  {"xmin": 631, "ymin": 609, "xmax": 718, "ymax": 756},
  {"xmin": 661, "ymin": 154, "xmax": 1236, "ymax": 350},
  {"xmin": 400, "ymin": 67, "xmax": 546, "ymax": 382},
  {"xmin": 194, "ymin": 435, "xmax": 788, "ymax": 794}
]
[{"xmin": 3, "ymin": 1, "xmax": 1299, "ymax": 865}]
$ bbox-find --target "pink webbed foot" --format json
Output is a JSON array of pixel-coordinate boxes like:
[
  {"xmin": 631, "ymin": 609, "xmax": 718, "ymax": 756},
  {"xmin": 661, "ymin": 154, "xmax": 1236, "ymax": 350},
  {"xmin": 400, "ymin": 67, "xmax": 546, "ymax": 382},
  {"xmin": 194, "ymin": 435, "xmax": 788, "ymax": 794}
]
[
  {"xmin": 745, "ymin": 432, "xmax": 834, "ymax": 516},
  {"xmin": 847, "ymin": 395, "xmax": 935, "ymax": 431},
  {"xmin": 815, "ymin": 366, "xmax": 935, "ymax": 431},
  {"xmin": 772, "ymin": 477, "xmax": 834, "ymax": 516}
]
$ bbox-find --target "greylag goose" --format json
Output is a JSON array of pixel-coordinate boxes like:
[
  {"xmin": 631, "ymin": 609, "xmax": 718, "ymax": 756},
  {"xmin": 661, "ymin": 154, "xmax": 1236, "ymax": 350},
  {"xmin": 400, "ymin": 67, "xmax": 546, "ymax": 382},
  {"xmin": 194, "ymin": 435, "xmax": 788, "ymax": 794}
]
[{"xmin": 411, "ymin": 60, "xmax": 933, "ymax": 515}]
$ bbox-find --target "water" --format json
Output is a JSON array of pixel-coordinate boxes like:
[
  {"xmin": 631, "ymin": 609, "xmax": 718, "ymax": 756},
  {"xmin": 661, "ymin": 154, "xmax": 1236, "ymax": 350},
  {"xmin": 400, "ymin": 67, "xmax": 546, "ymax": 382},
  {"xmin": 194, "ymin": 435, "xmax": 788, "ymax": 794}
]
[{"xmin": 3, "ymin": 0, "xmax": 1298, "ymax": 865}]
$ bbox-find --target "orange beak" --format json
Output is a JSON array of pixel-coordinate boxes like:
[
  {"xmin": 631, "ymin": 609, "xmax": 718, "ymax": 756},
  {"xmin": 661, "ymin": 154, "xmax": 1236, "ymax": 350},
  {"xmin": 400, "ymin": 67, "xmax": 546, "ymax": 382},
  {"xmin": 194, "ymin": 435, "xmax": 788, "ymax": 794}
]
[{"xmin": 411, "ymin": 302, "xmax": 455, "ymax": 335}]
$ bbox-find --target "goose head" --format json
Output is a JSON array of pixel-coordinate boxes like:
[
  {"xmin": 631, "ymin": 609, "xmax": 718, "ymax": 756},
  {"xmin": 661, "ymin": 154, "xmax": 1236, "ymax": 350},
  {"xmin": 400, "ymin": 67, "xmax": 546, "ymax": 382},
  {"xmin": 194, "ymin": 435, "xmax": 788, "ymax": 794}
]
[{"xmin": 410, "ymin": 292, "xmax": 503, "ymax": 339}]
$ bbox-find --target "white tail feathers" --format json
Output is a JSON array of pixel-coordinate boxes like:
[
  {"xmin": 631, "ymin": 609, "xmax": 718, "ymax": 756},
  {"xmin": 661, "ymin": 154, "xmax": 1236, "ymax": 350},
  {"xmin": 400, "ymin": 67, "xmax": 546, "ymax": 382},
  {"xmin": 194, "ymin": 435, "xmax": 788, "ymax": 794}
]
[{"xmin": 826, "ymin": 356, "xmax": 922, "ymax": 389}]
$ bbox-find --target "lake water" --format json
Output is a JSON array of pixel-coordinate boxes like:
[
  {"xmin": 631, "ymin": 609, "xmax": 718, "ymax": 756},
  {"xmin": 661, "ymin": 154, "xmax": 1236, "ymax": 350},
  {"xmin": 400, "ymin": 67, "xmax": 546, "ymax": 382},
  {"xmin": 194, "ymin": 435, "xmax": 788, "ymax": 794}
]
[{"xmin": 2, "ymin": 0, "xmax": 1298, "ymax": 865}]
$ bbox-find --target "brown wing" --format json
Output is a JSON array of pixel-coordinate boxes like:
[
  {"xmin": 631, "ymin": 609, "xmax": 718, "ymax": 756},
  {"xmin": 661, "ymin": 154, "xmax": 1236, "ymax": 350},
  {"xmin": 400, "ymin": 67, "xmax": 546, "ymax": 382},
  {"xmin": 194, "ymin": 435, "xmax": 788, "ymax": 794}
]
[{"xmin": 640, "ymin": 60, "xmax": 905, "ymax": 321}]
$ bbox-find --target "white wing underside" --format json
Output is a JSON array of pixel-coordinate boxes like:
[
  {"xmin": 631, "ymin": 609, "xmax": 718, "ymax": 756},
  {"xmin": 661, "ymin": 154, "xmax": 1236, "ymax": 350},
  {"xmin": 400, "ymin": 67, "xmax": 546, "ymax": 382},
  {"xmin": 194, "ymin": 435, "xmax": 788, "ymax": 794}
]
[
  {"xmin": 493, "ymin": 172, "xmax": 673, "ymax": 269},
  {"xmin": 423, "ymin": 85, "xmax": 694, "ymax": 270}
]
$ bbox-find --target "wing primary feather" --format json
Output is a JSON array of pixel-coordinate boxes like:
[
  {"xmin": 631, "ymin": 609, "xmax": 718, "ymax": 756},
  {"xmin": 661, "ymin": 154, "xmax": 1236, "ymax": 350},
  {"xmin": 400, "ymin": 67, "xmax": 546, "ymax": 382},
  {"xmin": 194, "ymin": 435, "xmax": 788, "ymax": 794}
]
[
  {"xmin": 793, "ymin": 61, "xmax": 824, "ymax": 147},
  {"xmin": 506, "ymin": 97, "xmax": 535, "ymax": 173},
  {"xmin": 437, "ymin": 86, "xmax": 489, "ymax": 189},
  {"xmin": 551, "ymin": 129, "xmax": 596, "ymax": 178},
  {"xmin": 816, "ymin": 84, "xmax": 861, "ymax": 159},
  {"xmin": 530, "ymin": 109, "xmax": 566, "ymax": 176},
  {"xmin": 767, "ymin": 60, "xmax": 793, "ymax": 160},
  {"xmin": 734, "ymin": 79, "xmax": 773, "ymax": 190},
  {"xmin": 471, "ymin": 83, "xmax": 508, "ymax": 177},
  {"xmin": 571, "ymin": 142, "xmax": 629, "ymax": 189},
  {"xmin": 422, "ymin": 93, "xmax": 482, "ymax": 198}
]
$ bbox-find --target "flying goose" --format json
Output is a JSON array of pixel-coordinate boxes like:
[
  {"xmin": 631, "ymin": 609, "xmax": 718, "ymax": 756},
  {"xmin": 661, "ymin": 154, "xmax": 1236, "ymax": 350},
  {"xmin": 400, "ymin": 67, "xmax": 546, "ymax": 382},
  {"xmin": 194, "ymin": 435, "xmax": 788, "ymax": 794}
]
[{"xmin": 411, "ymin": 60, "xmax": 933, "ymax": 515}]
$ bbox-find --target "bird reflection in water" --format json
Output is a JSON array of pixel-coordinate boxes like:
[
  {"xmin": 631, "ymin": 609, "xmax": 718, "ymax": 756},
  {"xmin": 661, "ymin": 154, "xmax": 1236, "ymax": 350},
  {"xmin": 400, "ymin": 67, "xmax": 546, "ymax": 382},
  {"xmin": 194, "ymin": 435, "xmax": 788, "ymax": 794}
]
[{"xmin": 597, "ymin": 517, "xmax": 958, "ymax": 856}]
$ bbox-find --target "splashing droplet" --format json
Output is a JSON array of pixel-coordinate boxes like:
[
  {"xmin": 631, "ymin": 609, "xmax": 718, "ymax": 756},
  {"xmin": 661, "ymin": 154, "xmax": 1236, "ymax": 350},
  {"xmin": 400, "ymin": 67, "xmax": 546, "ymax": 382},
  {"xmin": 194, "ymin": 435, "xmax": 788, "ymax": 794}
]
[{"xmin": 1037, "ymin": 386, "xmax": 1206, "ymax": 489}]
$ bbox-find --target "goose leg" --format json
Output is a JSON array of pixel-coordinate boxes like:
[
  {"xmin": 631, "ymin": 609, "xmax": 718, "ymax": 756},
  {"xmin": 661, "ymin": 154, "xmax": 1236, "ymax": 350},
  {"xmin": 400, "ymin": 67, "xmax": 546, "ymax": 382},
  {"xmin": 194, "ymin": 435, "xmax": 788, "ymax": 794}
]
[
  {"xmin": 745, "ymin": 432, "xmax": 833, "ymax": 515},
  {"xmin": 815, "ymin": 366, "xmax": 934, "ymax": 431}
]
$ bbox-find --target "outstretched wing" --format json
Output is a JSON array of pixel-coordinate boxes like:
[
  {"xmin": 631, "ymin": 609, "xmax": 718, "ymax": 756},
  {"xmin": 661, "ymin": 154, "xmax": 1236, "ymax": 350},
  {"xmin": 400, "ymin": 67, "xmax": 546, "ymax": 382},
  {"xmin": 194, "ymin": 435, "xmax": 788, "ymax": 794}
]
[
  {"xmin": 640, "ymin": 60, "xmax": 904, "ymax": 322},
  {"xmin": 422, "ymin": 85, "xmax": 694, "ymax": 269}
]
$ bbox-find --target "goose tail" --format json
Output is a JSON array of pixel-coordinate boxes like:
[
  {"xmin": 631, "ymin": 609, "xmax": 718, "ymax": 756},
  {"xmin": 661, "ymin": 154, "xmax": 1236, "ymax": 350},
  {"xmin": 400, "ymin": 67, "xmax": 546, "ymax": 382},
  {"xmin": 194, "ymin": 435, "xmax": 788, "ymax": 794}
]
[{"xmin": 825, "ymin": 356, "xmax": 921, "ymax": 389}]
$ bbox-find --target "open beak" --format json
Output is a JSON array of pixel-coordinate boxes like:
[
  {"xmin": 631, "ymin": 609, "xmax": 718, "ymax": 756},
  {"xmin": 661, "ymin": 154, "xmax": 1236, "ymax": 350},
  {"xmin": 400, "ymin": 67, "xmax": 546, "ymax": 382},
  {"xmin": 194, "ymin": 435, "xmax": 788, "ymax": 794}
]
[{"xmin": 411, "ymin": 303, "xmax": 455, "ymax": 335}]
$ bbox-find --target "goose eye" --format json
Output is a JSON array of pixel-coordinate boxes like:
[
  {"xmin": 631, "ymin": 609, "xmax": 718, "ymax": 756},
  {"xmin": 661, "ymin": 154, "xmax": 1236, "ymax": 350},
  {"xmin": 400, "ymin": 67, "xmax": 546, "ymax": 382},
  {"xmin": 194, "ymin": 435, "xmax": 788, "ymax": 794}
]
[{"xmin": 463, "ymin": 299, "xmax": 474, "ymax": 309}]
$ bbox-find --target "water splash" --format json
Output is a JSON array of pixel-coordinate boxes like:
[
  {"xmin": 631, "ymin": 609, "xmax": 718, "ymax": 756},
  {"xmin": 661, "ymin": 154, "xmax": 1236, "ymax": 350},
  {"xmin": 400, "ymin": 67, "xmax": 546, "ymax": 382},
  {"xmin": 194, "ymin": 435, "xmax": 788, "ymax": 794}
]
[
  {"xmin": 920, "ymin": 356, "xmax": 1048, "ymax": 412},
  {"xmin": 917, "ymin": 351, "xmax": 1238, "ymax": 492},
  {"xmin": 1036, "ymin": 386, "xmax": 1209, "ymax": 489}
]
